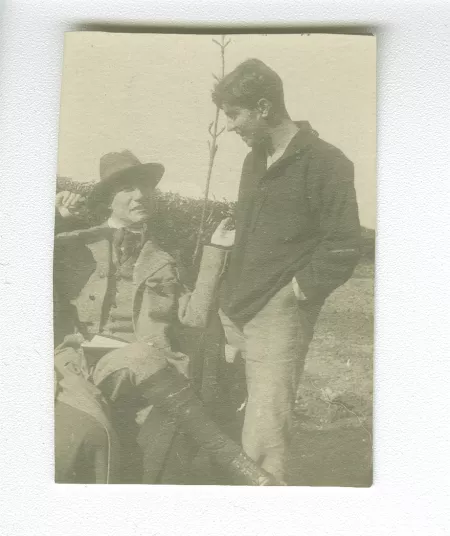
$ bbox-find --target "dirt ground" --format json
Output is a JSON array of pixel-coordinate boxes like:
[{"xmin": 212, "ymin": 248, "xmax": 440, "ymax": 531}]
[
  {"xmin": 291, "ymin": 261, "xmax": 374, "ymax": 486},
  {"xmin": 190, "ymin": 262, "xmax": 374, "ymax": 486},
  {"xmin": 297, "ymin": 262, "xmax": 373, "ymax": 429}
]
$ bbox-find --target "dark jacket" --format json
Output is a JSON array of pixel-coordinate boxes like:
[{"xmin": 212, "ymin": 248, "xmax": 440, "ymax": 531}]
[{"xmin": 221, "ymin": 121, "xmax": 361, "ymax": 327}]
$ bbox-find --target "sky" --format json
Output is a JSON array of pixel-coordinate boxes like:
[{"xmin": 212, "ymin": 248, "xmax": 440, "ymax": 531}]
[{"xmin": 58, "ymin": 33, "xmax": 376, "ymax": 228}]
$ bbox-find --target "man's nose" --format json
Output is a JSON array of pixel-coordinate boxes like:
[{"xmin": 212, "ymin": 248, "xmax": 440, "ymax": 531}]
[{"xmin": 133, "ymin": 188, "xmax": 145, "ymax": 200}]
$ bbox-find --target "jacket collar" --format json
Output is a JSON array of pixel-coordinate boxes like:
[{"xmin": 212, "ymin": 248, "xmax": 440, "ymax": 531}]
[
  {"xmin": 107, "ymin": 216, "xmax": 145, "ymax": 234},
  {"xmin": 289, "ymin": 120, "xmax": 318, "ymax": 156}
]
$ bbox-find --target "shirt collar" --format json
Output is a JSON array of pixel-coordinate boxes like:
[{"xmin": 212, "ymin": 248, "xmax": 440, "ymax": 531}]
[
  {"xmin": 258, "ymin": 120, "xmax": 318, "ymax": 174},
  {"xmin": 267, "ymin": 129, "xmax": 299, "ymax": 166},
  {"xmin": 107, "ymin": 216, "xmax": 143, "ymax": 234}
]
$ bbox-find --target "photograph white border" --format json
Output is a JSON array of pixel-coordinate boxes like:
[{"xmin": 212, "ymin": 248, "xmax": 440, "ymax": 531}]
[{"xmin": 0, "ymin": 1, "xmax": 449, "ymax": 535}]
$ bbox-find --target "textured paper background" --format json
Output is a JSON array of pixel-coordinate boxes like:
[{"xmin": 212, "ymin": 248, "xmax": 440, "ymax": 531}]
[{"xmin": 1, "ymin": 1, "xmax": 449, "ymax": 535}]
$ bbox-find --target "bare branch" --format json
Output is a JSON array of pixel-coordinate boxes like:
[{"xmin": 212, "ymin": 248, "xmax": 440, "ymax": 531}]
[{"xmin": 192, "ymin": 35, "xmax": 232, "ymax": 265}]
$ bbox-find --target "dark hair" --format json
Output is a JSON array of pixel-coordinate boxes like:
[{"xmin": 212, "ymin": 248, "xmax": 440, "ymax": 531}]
[{"xmin": 212, "ymin": 58, "xmax": 286, "ymax": 112}]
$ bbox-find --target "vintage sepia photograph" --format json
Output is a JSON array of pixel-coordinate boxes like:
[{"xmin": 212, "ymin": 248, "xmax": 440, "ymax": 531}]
[{"xmin": 53, "ymin": 32, "xmax": 376, "ymax": 486}]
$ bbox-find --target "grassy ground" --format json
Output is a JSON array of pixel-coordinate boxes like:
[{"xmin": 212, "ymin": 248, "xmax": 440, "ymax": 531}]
[
  {"xmin": 296, "ymin": 261, "xmax": 374, "ymax": 430},
  {"xmin": 288, "ymin": 261, "xmax": 374, "ymax": 486},
  {"xmin": 189, "ymin": 262, "xmax": 374, "ymax": 486}
]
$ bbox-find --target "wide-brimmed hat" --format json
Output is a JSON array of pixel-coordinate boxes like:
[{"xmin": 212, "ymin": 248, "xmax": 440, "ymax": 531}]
[{"xmin": 90, "ymin": 150, "xmax": 165, "ymax": 203}]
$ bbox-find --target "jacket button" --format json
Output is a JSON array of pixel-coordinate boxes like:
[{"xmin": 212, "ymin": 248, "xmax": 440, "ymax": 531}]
[
  {"xmin": 99, "ymin": 271, "xmax": 105, "ymax": 278},
  {"xmin": 89, "ymin": 294, "xmax": 96, "ymax": 301}
]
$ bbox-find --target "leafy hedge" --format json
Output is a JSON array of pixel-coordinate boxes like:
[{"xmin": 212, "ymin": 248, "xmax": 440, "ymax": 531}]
[{"xmin": 56, "ymin": 181, "xmax": 375, "ymax": 280}]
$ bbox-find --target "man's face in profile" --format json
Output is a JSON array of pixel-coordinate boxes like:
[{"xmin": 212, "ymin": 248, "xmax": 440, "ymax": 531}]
[
  {"xmin": 222, "ymin": 103, "xmax": 267, "ymax": 147},
  {"xmin": 110, "ymin": 179, "xmax": 155, "ymax": 227}
]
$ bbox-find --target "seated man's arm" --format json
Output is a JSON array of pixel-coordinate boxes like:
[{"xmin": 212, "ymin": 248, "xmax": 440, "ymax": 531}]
[
  {"xmin": 177, "ymin": 245, "xmax": 229, "ymax": 328},
  {"xmin": 177, "ymin": 217, "xmax": 233, "ymax": 327}
]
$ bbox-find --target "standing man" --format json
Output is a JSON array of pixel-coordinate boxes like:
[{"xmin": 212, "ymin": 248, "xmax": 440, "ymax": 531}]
[{"xmin": 212, "ymin": 59, "xmax": 361, "ymax": 482}]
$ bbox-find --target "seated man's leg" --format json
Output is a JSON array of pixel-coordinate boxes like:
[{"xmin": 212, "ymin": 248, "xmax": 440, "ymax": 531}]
[
  {"xmin": 93, "ymin": 342, "xmax": 282, "ymax": 485},
  {"xmin": 55, "ymin": 345, "xmax": 120, "ymax": 484},
  {"xmin": 92, "ymin": 343, "xmax": 177, "ymax": 483},
  {"xmin": 55, "ymin": 401, "xmax": 93, "ymax": 483},
  {"xmin": 140, "ymin": 366, "xmax": 280, "ymax": 485}
]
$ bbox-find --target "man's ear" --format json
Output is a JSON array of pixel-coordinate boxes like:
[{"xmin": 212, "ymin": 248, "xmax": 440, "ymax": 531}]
[{"xmin": 256, "ymin": 98, "xmax": 272, "ymax": 118}]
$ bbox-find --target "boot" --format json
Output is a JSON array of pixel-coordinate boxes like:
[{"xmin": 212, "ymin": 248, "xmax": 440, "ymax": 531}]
[{"xmin": 140, "ymin": 366, "xmax": 281, "ymax": 486}]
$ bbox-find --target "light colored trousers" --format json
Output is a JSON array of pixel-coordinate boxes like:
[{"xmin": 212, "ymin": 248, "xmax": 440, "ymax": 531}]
[{"xmin": 220, "ymin": 282, "xmax": 321, "ymax": 481}]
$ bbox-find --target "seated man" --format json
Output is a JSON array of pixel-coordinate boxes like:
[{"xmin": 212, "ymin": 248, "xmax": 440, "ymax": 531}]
[{"xmin": 54, "ymin": 150, "xmax": 280, "ymax": 485}]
